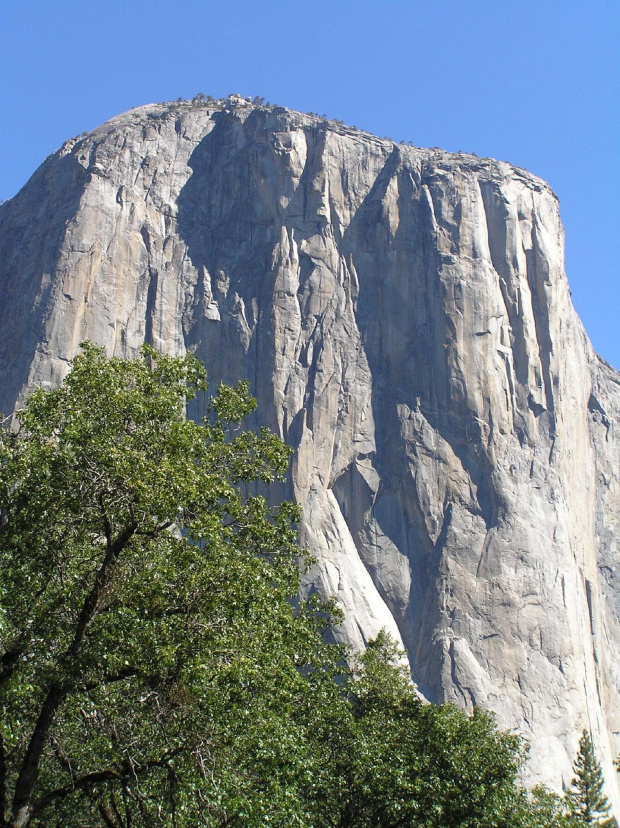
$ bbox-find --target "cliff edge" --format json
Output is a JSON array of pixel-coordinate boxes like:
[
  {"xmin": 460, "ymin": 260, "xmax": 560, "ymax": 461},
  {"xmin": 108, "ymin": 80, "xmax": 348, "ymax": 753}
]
[{"xmin": 1, "ymin": 96, "xmax": 619, "ymax": 799}]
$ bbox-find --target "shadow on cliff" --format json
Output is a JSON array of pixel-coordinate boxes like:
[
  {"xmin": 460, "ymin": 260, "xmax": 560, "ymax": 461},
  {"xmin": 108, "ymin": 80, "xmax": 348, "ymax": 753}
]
[
  {"xmin": 0, "ymin": 149, "xmax": 90, "ymax": 415},
  {"xmin": 176, "ymin": 107, "xmax": 344, "ymax": 438},
  {"xmin": 339, "ymin": 147, "xmax": 500, "ymax": 702},
  {"xmin": 175, "ymin": 107, "xmax": 339, "ymax": 507},
  {"xmin": 176, "ymin": 108, "xmax": 282, "ymax": 432},
  {"xmin": 175, "ymin": 114, "xmax": 500, "ymax": 701}
]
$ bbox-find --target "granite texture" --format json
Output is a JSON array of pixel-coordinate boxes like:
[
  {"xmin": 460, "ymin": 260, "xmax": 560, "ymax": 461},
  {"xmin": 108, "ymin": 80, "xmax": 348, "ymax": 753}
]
[{"xmin": 1, "ymin": 96, "xmax": 619, "ymax": 800}]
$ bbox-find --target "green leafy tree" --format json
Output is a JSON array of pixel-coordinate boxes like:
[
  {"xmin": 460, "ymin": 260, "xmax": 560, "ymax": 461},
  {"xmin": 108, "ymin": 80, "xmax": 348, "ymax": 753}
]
[
  {"xmin": 516, "ymin": 786, "xmax": 574, "ymax": 828},
  {"xmin": 566, "ymin": 730, "xmax": 616, "ymax": 827},
  {"xmin": 0, "ymin": 343, "xmax": 343, "ymax": 828},
  {"xmin": 307, "ymin": 631, "xmax": 536, "ymax": 828},
  {"xmin": 0, "ymin": 342, "xmax": 577, "ymax": 828}
]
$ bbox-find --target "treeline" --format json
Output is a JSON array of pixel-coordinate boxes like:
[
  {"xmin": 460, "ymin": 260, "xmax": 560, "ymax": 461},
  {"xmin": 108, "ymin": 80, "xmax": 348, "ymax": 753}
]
[{"xmin": 0, "ymin": 346, "xmax": 616, "ymax": 827}]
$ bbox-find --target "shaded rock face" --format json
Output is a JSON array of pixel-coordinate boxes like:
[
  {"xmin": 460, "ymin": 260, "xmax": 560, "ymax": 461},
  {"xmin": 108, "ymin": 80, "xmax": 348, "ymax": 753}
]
[{"xmin": 1, "ymin": 98, "xmax": 619, "ymax": 799}]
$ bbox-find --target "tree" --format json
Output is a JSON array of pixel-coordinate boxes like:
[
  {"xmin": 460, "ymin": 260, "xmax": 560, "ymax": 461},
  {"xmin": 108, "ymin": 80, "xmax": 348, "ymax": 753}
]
[
  {"xmin": 0, "ymin": 343, "xmax": 577, "ymax": 828},
  {"xmin": 0, "ymin": 343, "xmax": 343, "ymax": 828},
  {"xmin": 515, "ymin": 786, "xmax": 574, "ymax": 828},
  {"xmin": 566, "ymin": 730, "xmax": 616, "ymax": 827},
  {"xmin": 307, "ymin": 631, "xmax": 536, "ymax": 828}
]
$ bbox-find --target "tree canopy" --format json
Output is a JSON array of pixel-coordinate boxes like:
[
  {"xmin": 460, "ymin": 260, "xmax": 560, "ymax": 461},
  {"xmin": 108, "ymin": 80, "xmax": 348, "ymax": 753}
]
[
  {"xmin": 0, "ymin": 344, "xmax": 616, "ymax": 828},
  {"xmin": 0, "ymin": 344, "xmax": 344, "ymax": 827}
]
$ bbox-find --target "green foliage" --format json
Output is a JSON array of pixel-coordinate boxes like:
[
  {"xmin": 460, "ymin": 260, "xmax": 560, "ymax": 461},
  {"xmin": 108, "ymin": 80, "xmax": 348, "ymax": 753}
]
[
  {"xmin": 0, "ymin": 344, "xmax": 343, "ymax": 827},
  {"xmin": 565, "ymin": 731, "xmax": 616, "ymax": 827},
  {"xmin": 310, "ymin": 632, "xmax": 532, "ymax": 828},
  {"xmin": 0, "ymin": 344, "xmax": 576, "ymax": 828},
  {"xmin": 513, "ymin": 786, "xmax": 575, "ymax": 828}
]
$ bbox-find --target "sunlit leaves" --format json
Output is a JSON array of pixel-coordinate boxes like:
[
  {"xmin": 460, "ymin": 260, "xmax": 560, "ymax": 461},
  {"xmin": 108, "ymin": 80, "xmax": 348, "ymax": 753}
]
[
  {"xmin": 0, "ymin": 343, "xmax": 340, "ymax": 827},
  {"xmin": 0, "ymin": 344, "xmax": 579, "ymax": 828}
]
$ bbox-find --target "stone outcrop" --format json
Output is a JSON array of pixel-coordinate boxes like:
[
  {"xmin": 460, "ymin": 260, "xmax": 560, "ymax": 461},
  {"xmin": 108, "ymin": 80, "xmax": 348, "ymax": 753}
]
[{"xmin": 1, "ymin": 96, "xmax": 619, "ymax": 801}]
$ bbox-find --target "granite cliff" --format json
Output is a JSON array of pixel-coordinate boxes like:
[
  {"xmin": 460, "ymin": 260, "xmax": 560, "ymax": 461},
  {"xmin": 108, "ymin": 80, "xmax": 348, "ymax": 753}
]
[{"xmin": 1, "ymin": 96, "xmax": 619, "ymax": 800}]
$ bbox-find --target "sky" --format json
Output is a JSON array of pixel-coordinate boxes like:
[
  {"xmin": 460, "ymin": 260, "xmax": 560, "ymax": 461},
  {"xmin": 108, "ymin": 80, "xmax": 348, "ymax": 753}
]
[{"xmin": 1, "ymin": 0, "xmax": 618, "ymax": 366}]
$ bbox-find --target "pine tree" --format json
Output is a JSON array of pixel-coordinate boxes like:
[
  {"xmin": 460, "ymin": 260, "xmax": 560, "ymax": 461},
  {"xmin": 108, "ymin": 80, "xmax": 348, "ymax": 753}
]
[{"xmin": 566, "ymin": 730, "xmax": 617, "ymax": 826}]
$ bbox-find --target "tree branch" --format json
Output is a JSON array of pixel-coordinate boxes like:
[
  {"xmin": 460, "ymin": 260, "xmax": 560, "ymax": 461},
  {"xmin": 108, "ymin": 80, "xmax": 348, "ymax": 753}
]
[
  {"xmin": 10, "ymin": 682, "xmax": 69, "ymax": 828},
  {"xmin": 135, "ymin": 519, "xmax": 173, "ymax": 539},
  {"xmin": 0, "ymin": 730, "xmax": 7, "ymax": 828},
  {"xmin": 10, "ymin": 520, "xmax": 138, "ymax": 827},
  {"xmin": 0, "ymin": 649, "xmax": 22, "ymax": 690},
  {"xmin": 31, "ymin": 769, "xmax": 122, "ymax": 815},
  {"xmin": 68, "ymin": 519, "xmax": 137, "ymax": 660},
  {"xmin": 98, "ymin": 493, "xmax": 113, "ymax": 550},
  {"xmin": 81, "ymin": 666, "xmax": 141, "ymax": 692},
  {"xmin": 98, "ymin": 801, "xmax": 122, "ymax": 828}
]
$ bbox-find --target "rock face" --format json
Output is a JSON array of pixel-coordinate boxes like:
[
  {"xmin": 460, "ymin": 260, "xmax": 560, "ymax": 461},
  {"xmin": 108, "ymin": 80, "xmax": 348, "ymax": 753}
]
[{"xmin": 1, "ymin": 97, "xmax": 619, "ymax": 800}]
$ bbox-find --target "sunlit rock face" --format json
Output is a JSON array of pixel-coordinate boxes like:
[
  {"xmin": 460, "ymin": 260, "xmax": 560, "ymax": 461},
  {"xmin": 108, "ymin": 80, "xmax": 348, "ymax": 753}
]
[{"xmin": 1, "ymin": 97, "xmax": 619, "ymax": 800}]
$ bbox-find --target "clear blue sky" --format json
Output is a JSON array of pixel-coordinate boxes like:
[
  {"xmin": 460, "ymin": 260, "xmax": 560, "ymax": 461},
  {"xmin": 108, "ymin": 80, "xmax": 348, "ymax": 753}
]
[{"xmin": 1, "ymin": 0, "xmax": 618, "ymax": 366}]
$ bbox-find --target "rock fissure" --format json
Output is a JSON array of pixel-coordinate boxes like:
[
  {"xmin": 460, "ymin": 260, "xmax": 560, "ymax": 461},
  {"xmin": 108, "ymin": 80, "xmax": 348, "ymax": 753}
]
[{"xmin": 0, "ymin": 98, "xmax": 619, "ymax": 802}]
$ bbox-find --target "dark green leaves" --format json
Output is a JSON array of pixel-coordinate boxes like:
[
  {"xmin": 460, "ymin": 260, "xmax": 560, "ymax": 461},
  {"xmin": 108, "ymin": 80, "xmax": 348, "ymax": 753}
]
[
  {"xmin": 0, "ymin": 344, "xmax": 339, "ymax": 827},
  {"xmin": 0, "ymin": 343, "xmax": 595, "ymax": 828},
  {"xmin": 566, "ymin": 731, "xmax": 617, "ymax": 827}
]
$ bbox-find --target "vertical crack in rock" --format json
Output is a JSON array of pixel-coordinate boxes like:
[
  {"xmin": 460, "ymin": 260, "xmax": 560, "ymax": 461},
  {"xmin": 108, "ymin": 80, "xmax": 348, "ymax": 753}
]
[{"xmin": 0, "ymin": 99, "xmax": 619, "ymax": 804}]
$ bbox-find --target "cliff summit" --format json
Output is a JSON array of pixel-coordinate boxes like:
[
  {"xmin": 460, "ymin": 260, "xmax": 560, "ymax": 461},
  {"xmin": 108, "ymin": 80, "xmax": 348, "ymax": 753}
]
[{"xmin": 1, "ymin": 95, "xmax": 619, "ymax": 800}]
